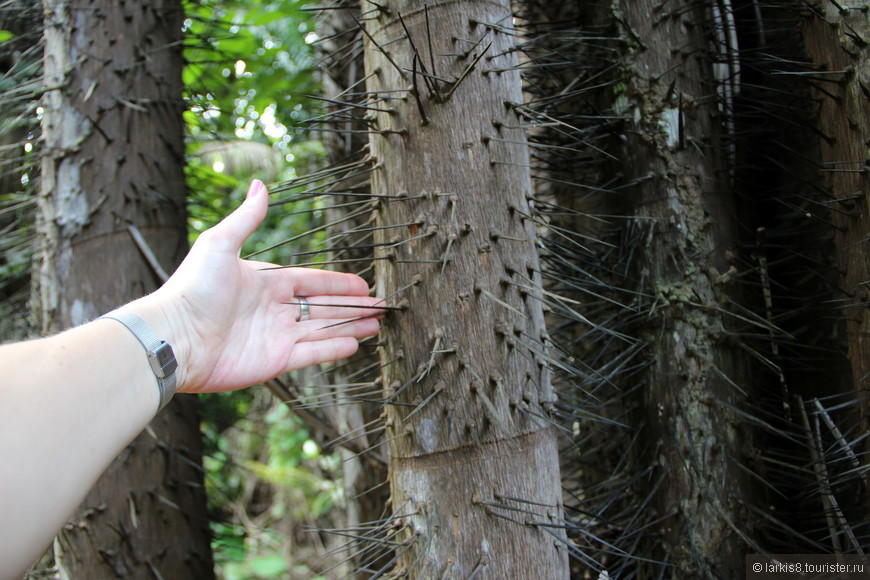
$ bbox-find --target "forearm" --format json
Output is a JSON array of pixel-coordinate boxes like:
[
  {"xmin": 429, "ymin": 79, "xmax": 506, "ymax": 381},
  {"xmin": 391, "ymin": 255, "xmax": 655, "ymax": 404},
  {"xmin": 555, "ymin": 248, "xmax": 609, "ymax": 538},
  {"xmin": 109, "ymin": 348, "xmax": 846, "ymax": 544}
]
[{"xmin": 0, "ymin": 308, "xmax": 165, "ymax": 578}]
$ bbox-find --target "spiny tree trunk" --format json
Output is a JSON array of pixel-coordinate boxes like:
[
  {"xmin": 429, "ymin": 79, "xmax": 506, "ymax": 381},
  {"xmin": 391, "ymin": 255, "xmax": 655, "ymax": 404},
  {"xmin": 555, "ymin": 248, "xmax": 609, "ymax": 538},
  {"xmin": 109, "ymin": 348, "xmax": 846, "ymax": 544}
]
[
  {"xmin": 36, "ymin": 0, "xmax": 213, "ymax": 576},
  {"xmin": 800, "ymin": 0, "xmax": 870, "ymax": 440},
  {"xmin": 363, "ymin": 0, "xmax": 568, "ymax": 576},
  {"xmin": 515, "ymin": 0, "xmax": 870, "ymax": 572},
  {"xmin": 798, "ymin": 0, "xmax": 870, "ymax": 541},
  {"xmin": 607, "ymin": 0, "xmax": 754, "ymax": 575},
  {"xmin": 721, "ymin": 2, "xmax": 863, "ymax": 553}
]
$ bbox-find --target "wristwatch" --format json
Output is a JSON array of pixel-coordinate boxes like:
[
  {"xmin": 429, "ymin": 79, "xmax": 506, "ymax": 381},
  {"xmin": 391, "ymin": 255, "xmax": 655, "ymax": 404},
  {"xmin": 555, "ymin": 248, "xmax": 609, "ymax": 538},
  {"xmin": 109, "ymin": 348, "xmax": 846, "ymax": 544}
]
[{"xmin": 99, "ymin": 309, "xmax": 177, "ymax": 411}]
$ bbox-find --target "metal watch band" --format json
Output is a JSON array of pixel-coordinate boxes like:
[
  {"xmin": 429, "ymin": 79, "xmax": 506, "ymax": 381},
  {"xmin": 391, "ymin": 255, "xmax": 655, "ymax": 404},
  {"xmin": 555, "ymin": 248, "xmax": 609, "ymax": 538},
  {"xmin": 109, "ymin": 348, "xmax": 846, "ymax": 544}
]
[{"xmin": 99, "ymin": 309, "xmax": 177, "ymax": 412}]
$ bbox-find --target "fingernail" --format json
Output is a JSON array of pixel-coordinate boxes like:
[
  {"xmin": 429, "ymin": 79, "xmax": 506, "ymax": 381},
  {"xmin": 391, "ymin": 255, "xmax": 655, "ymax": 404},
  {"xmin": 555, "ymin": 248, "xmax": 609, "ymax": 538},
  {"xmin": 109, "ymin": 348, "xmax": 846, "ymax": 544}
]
[{"xmin": 246, "ymin": 179, "xmax": 265, "ymax": 200}]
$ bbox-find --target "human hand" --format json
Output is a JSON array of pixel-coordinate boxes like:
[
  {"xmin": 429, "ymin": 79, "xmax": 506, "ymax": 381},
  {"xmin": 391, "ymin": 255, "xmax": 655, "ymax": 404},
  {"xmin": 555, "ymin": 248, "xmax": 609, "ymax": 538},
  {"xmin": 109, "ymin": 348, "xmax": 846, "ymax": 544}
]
[{"xmin": 138, "ymin": 180, "xmax": 382, "ymax": 394}]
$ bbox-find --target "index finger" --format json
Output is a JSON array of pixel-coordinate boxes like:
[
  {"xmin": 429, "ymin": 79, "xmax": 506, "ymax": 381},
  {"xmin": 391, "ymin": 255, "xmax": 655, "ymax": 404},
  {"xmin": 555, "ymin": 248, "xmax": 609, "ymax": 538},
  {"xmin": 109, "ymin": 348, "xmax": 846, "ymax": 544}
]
[{"xmin": 284, "ymin": 267, "xmax": 372, "ymax": 297}]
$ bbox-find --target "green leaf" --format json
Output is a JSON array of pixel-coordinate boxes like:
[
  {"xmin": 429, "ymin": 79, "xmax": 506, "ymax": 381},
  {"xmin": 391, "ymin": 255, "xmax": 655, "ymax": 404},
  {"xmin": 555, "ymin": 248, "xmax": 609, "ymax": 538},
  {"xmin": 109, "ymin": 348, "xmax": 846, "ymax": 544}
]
[
  {"xmin": 217, "ymin": 33, "xmax": 258, "ymax": 57},
  {"xmin": 249, "ymin": 555, "xmax": 288, "ymax": 576},
  {"xmin": 0, "ymin": 30, "xmax": 15, "ymax": 43},
  {"xmin": 250, "ymin": 10, "xmax": 287, "ymax": 26}
]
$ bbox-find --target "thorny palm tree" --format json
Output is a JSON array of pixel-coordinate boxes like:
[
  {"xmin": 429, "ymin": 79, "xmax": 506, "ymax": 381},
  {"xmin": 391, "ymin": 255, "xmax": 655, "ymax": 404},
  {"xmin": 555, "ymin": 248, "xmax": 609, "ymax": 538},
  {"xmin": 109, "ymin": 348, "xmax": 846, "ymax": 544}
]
[
  {"xmin": 34, "ymin": 0, "xmax": 213, "ymax": 576},
  {"xmin": 363, "ymin": 0, "xmax": 569, "ymax": 576}
]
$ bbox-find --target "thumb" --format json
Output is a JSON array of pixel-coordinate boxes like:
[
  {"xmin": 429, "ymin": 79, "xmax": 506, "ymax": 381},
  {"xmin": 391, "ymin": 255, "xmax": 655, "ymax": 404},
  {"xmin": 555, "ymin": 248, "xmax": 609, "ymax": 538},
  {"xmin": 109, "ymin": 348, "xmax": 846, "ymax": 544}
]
[{"xmin": 209, "ymin": 180, "xmax": 268, "ymax": 252}]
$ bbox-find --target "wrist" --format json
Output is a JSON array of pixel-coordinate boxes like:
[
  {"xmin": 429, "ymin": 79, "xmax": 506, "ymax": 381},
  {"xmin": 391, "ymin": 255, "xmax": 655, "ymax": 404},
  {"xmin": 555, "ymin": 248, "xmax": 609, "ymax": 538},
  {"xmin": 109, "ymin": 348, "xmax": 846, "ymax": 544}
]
[{"xmin": 119, "ymin": 292, "xmax": 192, "ymax": 395}]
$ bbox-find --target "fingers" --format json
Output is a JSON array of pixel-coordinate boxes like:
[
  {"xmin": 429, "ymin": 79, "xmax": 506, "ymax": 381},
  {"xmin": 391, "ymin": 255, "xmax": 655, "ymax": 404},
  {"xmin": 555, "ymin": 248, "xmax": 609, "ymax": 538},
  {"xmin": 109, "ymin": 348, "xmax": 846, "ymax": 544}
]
[
  {"xmin": 248, "ymin": 263, "xmax": 373, "ymax": 303},
  {"xmin": 296, "ymin": 315, "xmax": 381, "ymax": 342},
  {"xmin": 286, "ymin": 317, "xmax": 380, "ymax": 371},
  {"xmin": 287, "ymin": 337, "xmax": 361, "ymax": 371},
  {"xmin": 286, "ymin": 295, "xmax": 385, "ymax": 321},
  {"xmin": 285, "ymin": 268, "xmax": 371, "ymax": 297},
  {"xmin": 206, "ymin": 180, "xmax": 268, "ymax": 253}
]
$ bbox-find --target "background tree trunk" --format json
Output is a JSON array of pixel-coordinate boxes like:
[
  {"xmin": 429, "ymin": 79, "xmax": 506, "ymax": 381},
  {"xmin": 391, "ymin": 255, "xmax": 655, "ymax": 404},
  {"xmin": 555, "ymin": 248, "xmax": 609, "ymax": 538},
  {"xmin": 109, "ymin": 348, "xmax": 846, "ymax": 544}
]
[
  {"xmin": 362, "ymin": 0, "xmax": 568, "ymax": 576},
  {"xmin": 517, "ymin": 2, "xmax": 656, "ymax": 576},
  {"xmin": 797, "ymin": 0, "xmax": 870, "ymax": 543},
  {"xmin": 608, "ymin": 1, "xmax": 754, "ymax": 575},
  {"xmin": 801, "ymin": 0, "xmax": 870, "ymax": 438},
  {"xmin": 36, "ymin": 0, "xmax": 213, "ymax": 576}
]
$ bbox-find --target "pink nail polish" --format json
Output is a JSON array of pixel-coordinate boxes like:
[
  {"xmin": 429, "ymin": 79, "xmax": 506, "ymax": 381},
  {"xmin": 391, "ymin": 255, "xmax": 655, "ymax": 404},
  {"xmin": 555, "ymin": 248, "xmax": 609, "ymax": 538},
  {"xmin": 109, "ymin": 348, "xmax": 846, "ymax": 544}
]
[{"xmin": 247, "ymin": 180, "xmax": 264, "ymax": 200}]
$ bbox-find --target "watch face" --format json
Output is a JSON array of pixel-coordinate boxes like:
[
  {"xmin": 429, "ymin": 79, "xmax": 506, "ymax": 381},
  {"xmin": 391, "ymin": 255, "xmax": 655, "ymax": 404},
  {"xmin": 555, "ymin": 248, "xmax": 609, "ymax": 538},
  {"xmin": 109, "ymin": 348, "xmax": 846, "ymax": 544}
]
[{"xmin": 151, "ymin": 342, "xmax": 178, "ymax": 378}]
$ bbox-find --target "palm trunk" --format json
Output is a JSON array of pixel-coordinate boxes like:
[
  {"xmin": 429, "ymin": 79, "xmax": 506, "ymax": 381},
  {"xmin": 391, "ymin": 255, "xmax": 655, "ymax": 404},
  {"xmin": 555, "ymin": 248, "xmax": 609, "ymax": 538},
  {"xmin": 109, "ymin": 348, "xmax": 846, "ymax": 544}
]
[
  {"xmin": 798, "ymin": 0, "xmax": 870, "ymax": 540},
  {"xmin": 363, "ymin": 0, "xmax": 568, "ymax": 576},
  {"xmin": 800, "ymin": 0, "xmax": 870, "ymax": 440},
  {"xmin": 609, "ymin": 0, "xmax": 753, "ymax": 574},
  {"xmin": 36, "ymin": 0, "xmax": 213, "ymax": 576}
]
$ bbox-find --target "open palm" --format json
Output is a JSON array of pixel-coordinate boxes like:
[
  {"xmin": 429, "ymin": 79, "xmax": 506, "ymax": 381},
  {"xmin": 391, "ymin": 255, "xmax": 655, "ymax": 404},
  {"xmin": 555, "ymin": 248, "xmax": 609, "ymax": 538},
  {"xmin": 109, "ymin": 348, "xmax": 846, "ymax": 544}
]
[{"xmin": 157, "ymin": 181, "xmax": 382, "ymax": 394}]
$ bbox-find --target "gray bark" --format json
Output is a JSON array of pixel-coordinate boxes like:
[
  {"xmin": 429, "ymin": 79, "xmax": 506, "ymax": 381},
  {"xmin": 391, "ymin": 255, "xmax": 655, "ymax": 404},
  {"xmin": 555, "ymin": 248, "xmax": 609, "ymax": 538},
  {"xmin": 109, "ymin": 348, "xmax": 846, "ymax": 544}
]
[
  {"xmin": 364, "ymin": 0, "xmax": 568, "ymax": 576},
  {"xmin": 608, "ymin": 0, "xmax": 754, "ymax": 575},
  {"xmin": 36, "ymin": 0, "xmax": 213, "ymax": 576}
]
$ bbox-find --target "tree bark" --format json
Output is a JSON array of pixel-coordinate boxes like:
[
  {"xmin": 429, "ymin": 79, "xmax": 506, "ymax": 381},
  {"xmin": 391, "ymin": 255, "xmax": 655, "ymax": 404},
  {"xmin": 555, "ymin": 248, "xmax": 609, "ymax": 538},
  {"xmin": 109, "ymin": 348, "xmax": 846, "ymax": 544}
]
[
  {"xmin": 800, "ymin": 0, "xmax": 870, "ymax": 441},
  {"xmin": 36, "ymin": 0, "xmax": 213, "ymax": 576},
  {"xmin": 610, "ymin": 0, "xmax": 754, "ymax": 575},
  {"xmin": 364, "ymin": 0, "xmax": 568, "ymax": 576},
  {"xmin": 797, "ymin": 0, "xmax": 870, "ymax": 540}
]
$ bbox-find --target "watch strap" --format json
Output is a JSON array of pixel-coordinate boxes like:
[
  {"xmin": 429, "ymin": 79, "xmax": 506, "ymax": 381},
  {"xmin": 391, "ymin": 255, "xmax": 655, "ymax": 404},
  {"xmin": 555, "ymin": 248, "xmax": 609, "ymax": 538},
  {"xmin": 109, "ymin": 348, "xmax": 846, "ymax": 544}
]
[{"xmin": 99, "ymin": 309, "xmax": 177, "ymax": 412}]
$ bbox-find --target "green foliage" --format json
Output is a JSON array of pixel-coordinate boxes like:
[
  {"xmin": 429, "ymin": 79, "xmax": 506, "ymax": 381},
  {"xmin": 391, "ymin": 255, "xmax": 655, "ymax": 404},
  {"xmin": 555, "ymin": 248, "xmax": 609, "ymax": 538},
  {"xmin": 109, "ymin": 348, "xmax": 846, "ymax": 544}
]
[
  {"xmin": 211, "ymin": 522, "xmax": 293, "ymax": 580},
  {"xmin": 183, "ymin": 0, "xmax": 318, "ymax": 147},
  {"xmin": 200, "ymin": 390, "xmax": 257, "ymax": 506},
  {"xmin": 0, "ymin": 192, "xmax": 35, "ymax": 284},
  {"xmin": 185, "ymin": 137, "xmax": 329, "ymax": 262},
  {"xmin": 247, "ymin": 403, "xmax": 340, "ymax": 522},
  {"xmin": 202, "ymin": 390, "xmax": 341, "ymax": 580},
  {"xmin": 0, "ymin": 4, "xmax": 42, "ymax": 342},
  {"xmin": 181, "ymin": 0, "xmax": 330, "ymax": 262}
]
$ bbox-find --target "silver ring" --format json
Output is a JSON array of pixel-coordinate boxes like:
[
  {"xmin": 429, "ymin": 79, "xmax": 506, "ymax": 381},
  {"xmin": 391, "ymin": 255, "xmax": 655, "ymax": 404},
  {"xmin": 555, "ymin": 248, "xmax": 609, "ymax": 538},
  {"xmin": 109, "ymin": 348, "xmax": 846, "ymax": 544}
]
[{"xmin": 296, "ymin": 296, "xmax": 310, "ymax": 322}]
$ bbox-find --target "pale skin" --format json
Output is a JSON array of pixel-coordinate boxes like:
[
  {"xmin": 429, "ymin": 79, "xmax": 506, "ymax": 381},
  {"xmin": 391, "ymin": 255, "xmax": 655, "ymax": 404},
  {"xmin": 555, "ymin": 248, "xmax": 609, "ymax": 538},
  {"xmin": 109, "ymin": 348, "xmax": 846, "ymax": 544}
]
[{"xmin": 0, "ymin": 180, "xmax": 383, "ymax": 578}]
